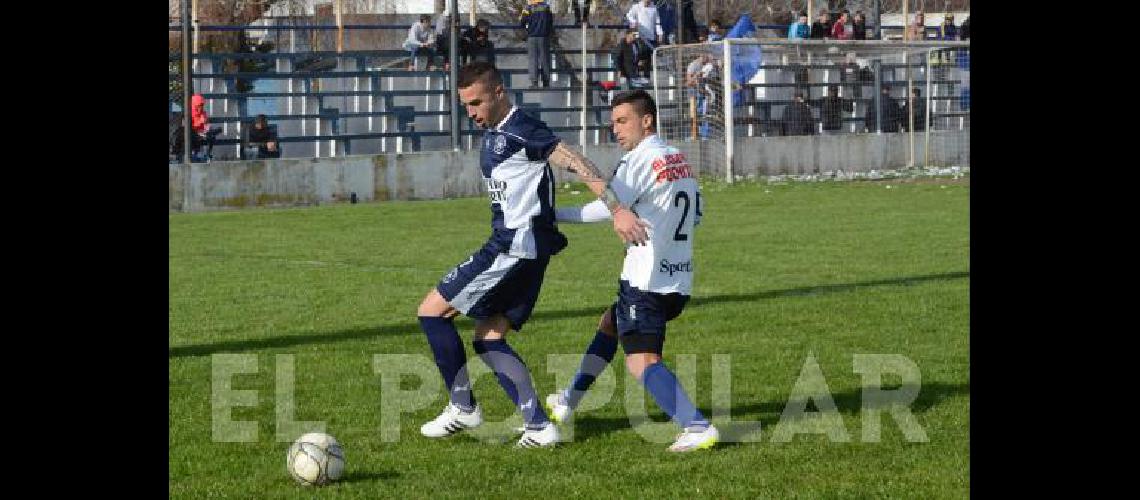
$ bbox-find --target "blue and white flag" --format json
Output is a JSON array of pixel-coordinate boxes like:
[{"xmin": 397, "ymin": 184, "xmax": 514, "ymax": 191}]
[{"xmin": 725, "ymin": 14, "xmax": 762, "ymax": 107}]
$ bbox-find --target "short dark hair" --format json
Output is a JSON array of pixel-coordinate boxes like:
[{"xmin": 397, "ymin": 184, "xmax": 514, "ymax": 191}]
[
  {"xmin": 476, "ymin": 18, "xmax": 490, "ymax": 27},
  {"xmin": 710, "ymin": 19, "xmax": 721, "ymax": 27},
  {"xmin": 419, "ymin": 14, "xmax": 431, "ymax": 22},
  {"xmin": 828, "ymin": 85, "xmax": 839, "ymax": 93},
  {"xmin": 912, "ymin": 87, "xmax": 921, "ymax": 95},
  {"xmin": 457, "ymin": 61, "xmax": 502, "ymax": 89},
  {"xmin": 611, "ymin": 89, "xmax": 657, "ymax": 129}
]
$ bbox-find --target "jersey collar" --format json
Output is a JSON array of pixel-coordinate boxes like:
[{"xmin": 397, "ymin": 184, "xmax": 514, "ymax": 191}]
[
  {"xmin": 629, "ymin": 133, "xmax": 661, "ymax": 155},
  {"xmin": 494, "ymin": 106, "xmax": 518, "ymax": 131}
]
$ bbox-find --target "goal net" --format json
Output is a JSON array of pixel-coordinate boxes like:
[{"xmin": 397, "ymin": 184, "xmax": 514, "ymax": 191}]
[{"xmin": 652, "ymin": 39, "xmax": 971, "ymax": 181}]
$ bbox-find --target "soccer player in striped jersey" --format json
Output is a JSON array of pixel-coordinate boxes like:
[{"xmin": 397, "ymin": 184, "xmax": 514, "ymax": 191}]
[
  {"xmin": 545, "ymin": 89, "xmax": 718, "ymax": 452},
  {"xmin": 415, "ymin": 62, "xmax": 648, "ymax": 449}
]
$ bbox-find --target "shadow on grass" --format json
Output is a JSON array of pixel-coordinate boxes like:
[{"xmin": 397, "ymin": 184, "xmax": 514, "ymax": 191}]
[
  {"xmin": 338, "ymin": 469, "xmax": 401, "ymax": 484},
  {"xmin": 170, "ymin": 271, "xmax": 968, "ymax": 358},
  {"xmin": 568, "ymin": 381, "xmax": 969, "ymax": 446}
]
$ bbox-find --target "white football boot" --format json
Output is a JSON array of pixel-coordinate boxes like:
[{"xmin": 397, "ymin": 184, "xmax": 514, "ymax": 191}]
[
  {"xmin": 420, "ymin": 403, "xmax": 483, "ymax": 438},
  {"xmin": 515, "ymin": 421, "xmax": 560, "ymax": 448},
  {"xmin": 667, "ymin": 425, "xmax": 719, "ymax": 452}
]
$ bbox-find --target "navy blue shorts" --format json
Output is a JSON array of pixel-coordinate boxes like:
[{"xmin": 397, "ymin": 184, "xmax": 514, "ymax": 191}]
[
  {"xmin": 613, "ymin": 280, "xmax": 690, "ymax": 354},
  {"xmin": 436, "ymin": 241, "xmax": 550, "ymax": 332}
]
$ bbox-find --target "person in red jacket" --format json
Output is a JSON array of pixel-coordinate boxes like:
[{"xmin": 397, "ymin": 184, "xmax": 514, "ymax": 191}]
[
  {"xmin": 830, "ymin": 10, "xmax": 852, "ymax": 40},
  {"xmin": 190, "ymin": 94, "xmax": 208, "ymax": 135},
  {"xmin": 188, "ymin": 94, "xmax": 218, "ymax": 160}
]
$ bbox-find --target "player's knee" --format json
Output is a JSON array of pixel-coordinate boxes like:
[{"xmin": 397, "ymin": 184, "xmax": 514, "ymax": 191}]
[
  {"xmin": 620, "ymin": 333, "xmax": 663, "ymax": 378},
  {"xmin": 417, "ymin": 289, "xmax": 451, "ymax": 317},
  {"xmin": 624, "ymin": 352, "xmax": 661, "ymax": 380}
]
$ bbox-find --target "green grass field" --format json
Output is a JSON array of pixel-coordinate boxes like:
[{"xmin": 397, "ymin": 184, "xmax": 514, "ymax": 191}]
[{"xmin": 169, "ymin": 178, "xmax": 969, "ymax": 498}]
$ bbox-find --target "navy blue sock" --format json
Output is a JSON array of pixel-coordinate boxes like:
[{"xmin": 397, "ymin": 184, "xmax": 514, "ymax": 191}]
[
  {"xmin": 564, "ymin": 331, "xmax": 619, "ymax": 408},
  {"xmin": 473, "ymin": 339, "xmax": 550, "ymax": 429},
  {"xmin": 641, "ymin": 362, "xmax": 708, "ymax": 431},
  {"xmin": 419, "ymin": 316, "xmax": 476, "ymax": 411}
]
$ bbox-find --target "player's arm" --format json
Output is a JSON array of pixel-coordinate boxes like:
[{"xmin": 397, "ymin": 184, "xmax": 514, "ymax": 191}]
[
  {"xmin": 547, "ymin": 142, "xmax": 648, "ymax": 245},
  {"xmin": 555, "ymin": 199, "xmax": 612, "ymax": 223}
]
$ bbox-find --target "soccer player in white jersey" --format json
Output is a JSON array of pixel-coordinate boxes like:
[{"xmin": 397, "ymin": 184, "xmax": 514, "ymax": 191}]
[
  {"xmin": 415, "ymin": 62, "xmax": 649, "ymax": 449},
  {"xmin": 544, "ymin": 89, "xmax": 717, "ymax": 452}
]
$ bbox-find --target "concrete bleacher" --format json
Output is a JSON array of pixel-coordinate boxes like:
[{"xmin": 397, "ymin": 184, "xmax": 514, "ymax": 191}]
[
  {"xmin": 179, "ymin": 20, "xmax": 628, "ymax": 161},
  {"xmin": 173, "ymin": 16, "xmax": 968, "ymax": 162}
]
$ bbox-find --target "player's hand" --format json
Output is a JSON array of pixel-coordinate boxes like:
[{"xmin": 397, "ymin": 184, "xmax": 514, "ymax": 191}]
[{"xmin": 613, "ymin": 207, "xmax": 649, "ymax": 246}]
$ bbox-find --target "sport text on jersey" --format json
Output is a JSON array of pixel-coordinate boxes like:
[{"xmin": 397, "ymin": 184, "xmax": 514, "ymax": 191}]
[
  {"xmin": 660, "ymin": 258, "xmax": 693, "ymax": 276},
  {"xmin": 650, "ymin": 153, "xmax": 694, "ymax": 184},
  {"xmin": 485, "ymin": 178, "xmax": 508, "ymax": 202}
]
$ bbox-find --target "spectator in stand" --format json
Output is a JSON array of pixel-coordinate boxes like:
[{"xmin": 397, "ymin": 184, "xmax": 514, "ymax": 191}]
[
  {"xmin": 685, "ymin": 53, "xmax": 714, "ymax": 92},
  {"xmin": 679, "ymin": 0, "xmax": 700, "ymax": 43},
  {"xmin": 461, "ymin": 19, "xmax": 494, "ymax": 65},
  {"xmin": 404, "ymin": 14, "xmax": 437, "ymax": 70},
  {"xmin": 906, "ymin": 11, "xmax": 926, "ymax": 40},
  {"xmin": 781, "ymin": 91, "xmax": 816, "ymax": 136},
  {"xmin": 657, "ymin": 0, "xmax": 676, "ymax": 44},
  {"xmin": 940, "ymin": 13, "xmax": 958, "ymax": 40},
  {"xmin": 615, "ymin": 28, "xmax": 653, "ymax": 90},
  {"xmin": 627, "ymin": 0, "xmax": 664, "ymax": 48},
  {"xmin": 901, "ymin": 87, "xmax": 927, "ymax": 132},
  {"xmin": 684, "ymin": 52, "xmax": 718, "ymax": 137},
  {"xmin": 830, "ymin": 10, "xmax": 852, "ymax": 40},
  {"xmin": 788, "ymin": 13, "xmax": 810, "ymax": 40},
  {"xmin": 852, "ymin": 11, "xmax": 867, "ymax": 40},
  {"xmin": 865, "ymin": 85, "xmax": 901, "ymax": 133},
  {"xmin": 960, "ymin": 15, "xmax": 970, "ymax": 40},
  {"xmin": 814, "ymin": 85, "xmax": 853, "ymax": 135},
  {"xmin": 811, "ymin": 9, "xmax": 831, "ymax": 39},
  {"xmin": 171, "ymin": 94, "xmax": 217, "ymax": 162},
  {"xmin": 190, "ymin": 94, "xmax": 219, "ymax": 160},
  {"xmin": 520, "ymin": 0, "xmax": 555, "ymax": 88},
  {"xmin": 191, "ymin": 94, "xmax": 208, "ymax": 137},
  {"xmin": 466, "ymin": 24, "xmax": 496, "ymax": 65},
  {"xmin": 248, "ymin": 114, "xmax": 280, "ymax": 158},
  {"xmin": 708, "ymin": 19, "xmax": 725, "ymax": 42}
]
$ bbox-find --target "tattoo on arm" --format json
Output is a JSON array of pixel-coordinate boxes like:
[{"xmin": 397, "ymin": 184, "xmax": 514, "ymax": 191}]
[
  {"xmin": 550, "ymin": 143, "xmax": 607, "ymax": 185},
  {"xmin": 548, "ymin": 143, "xmax": 626, "ymax": 213}
]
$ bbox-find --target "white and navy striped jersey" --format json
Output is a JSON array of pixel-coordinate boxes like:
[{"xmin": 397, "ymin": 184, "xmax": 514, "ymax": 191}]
[
  {"xmin": 481, "ymin": 106, "xmax": 567, "ymax": 259},
  {"xmin": 610, "ymin": 134, "xmax": 701, "ymax": 295}
]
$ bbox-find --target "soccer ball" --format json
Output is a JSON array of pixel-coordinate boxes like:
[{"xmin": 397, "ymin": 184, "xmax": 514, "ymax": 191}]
[{"xmin": 286, "ymin": 432, "xmax": 345, "ymax": 486}]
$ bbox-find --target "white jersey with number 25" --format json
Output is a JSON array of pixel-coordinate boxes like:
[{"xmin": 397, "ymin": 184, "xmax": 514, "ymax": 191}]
[{"xmin": 610, "ymin": 134, "xmax": 702, "ymax": 295}]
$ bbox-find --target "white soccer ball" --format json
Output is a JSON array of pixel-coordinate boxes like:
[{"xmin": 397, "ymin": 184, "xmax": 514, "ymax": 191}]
[{"xmin": 286, "ymin": 432, "xmax": 345, "ymax": 486}]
